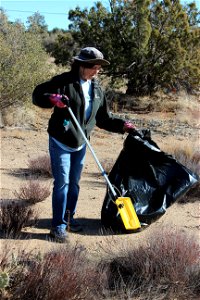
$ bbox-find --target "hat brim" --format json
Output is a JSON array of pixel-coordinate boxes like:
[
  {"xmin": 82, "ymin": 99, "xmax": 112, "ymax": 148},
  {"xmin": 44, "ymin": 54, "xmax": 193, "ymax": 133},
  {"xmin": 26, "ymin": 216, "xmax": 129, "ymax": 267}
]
[{"xmin": 74, "ymin": 57, "xmax": 110, "ymax": 66}]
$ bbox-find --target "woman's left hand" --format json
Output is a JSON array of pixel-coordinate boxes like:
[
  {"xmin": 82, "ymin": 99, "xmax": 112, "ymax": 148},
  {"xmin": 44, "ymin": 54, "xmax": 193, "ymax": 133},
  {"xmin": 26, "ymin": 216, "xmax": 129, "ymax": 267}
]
[{"xmin": 123, "ymin": 121, "xmax": 136, "ymax": 133}]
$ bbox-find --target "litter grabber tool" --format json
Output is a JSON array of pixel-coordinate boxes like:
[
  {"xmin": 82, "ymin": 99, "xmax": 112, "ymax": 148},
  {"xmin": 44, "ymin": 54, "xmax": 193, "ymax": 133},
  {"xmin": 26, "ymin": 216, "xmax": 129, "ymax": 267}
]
[
  {"xmin": 61, "ymin": 95, "xmax": 141, "ymax": 230},
  {"xmin": 47, "ymin": 93, "xmax": 141, "ymax": 230}
]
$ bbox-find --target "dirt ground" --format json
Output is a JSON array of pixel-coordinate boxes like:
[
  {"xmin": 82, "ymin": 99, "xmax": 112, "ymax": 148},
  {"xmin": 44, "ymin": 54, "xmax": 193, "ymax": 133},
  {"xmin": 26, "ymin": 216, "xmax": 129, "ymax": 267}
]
[{"xmin": 0, "ymin": 108, "xmax": 199, "ymax": 260}]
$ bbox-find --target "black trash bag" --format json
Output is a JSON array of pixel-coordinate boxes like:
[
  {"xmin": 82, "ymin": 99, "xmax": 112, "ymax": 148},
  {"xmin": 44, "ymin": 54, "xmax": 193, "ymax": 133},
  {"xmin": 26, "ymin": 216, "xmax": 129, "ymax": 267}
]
[{"xmin": 101, "ymin": 129, "xmax": 199, "ymax": 232}]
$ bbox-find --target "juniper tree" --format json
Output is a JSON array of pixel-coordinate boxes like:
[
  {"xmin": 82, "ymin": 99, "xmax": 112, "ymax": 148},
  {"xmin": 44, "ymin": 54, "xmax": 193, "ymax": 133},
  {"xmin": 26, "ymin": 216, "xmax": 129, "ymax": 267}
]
[{"xmin": 41, "ymin": 1, "xmax": 200, "ymax": 95}]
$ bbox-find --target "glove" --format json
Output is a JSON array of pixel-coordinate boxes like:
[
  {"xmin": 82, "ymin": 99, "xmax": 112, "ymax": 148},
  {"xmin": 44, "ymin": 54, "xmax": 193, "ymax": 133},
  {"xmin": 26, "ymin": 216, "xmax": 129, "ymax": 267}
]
[
  {"xmin": 123, "ymin": 121, "xmax": 136, "ymax": 133},
  {"xmin": 49, "ymin": 94, "xmax": 66, "ymax": 108}
]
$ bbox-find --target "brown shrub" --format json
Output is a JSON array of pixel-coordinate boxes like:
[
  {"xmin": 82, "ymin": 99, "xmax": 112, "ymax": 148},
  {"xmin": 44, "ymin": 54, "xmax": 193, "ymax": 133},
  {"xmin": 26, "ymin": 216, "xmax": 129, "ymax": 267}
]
[
  {"xmin": 12, "ymin": 245, "xmax": 106, "ymax": 300},
  {"xmin": 28, "ymin": 154, "xmax": 52, "ymax": 177},
  {"xmin": 162, "ymin": 143, "xmax": 200, "ymax": 203},
  {"xmin": 173, "ymin": 149, "xmax": 200, "ymax": 175},
  {"xmin": 15, "ymin": 179, "xmax": 51, "ymax": 204},
  {"xmin": 0, "ymin": 201, "xmax": 38, "ymax": 237},
  {"xmin": 99, "ymin": 227, "xmax": 200, "ymax": 300},
  {"xmin": 172, "ymin": 149, "xmax": 200, "ymax": 203}
]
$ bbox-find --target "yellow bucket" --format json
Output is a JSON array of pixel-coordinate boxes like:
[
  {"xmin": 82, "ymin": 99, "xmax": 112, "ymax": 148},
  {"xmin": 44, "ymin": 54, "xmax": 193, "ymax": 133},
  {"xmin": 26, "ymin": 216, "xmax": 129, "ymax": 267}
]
[{"xmin": 115, "ymin": 197, "xmax": 141, "ymax": 230}]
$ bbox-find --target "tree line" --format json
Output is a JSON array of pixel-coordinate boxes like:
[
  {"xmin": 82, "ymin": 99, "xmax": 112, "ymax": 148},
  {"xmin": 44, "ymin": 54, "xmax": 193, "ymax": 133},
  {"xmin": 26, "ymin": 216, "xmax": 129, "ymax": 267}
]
[{"xmin": 0, "ymin": 0, "xmax": 199, "ymax": 112}]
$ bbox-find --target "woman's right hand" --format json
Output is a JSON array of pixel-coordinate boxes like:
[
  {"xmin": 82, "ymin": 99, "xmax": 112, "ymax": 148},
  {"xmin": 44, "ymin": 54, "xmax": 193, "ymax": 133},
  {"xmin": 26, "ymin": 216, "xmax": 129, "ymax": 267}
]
[{"xmin": 49, "ymin": 94, "xmax": 66, "ymax": 108}]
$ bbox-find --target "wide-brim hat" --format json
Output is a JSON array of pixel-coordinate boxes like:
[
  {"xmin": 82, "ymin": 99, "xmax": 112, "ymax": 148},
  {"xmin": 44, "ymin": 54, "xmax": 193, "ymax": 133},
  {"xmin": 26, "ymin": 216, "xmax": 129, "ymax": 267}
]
[{"xmin": 74, "ymin": 47, "xmax": 110, "ymax": 66}]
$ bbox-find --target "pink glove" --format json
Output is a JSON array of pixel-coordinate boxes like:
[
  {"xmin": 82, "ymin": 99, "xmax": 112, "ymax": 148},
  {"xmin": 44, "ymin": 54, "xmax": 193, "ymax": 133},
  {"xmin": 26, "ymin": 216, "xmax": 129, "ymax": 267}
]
[
  {"xmin": 123, "ymin": 121, "xmax": 136, "ymax": 133},
  {"xmin": 49, "ymin": 94, "xmax": 66, "ymax": 108}
]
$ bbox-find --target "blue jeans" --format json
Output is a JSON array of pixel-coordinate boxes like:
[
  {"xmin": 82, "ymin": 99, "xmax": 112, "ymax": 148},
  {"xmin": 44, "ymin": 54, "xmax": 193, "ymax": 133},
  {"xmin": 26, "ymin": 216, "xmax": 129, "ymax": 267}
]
[{"xmin": 49, "ymin": 136, "xmax": 86, "ymax": 229}]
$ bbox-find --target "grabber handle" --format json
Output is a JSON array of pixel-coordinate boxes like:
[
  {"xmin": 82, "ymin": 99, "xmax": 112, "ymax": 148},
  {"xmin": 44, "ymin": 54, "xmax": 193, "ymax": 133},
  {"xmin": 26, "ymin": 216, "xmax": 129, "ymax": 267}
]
[{"xmin": 61, "ymin": 94, "xmax": 70, "ymax": 107}]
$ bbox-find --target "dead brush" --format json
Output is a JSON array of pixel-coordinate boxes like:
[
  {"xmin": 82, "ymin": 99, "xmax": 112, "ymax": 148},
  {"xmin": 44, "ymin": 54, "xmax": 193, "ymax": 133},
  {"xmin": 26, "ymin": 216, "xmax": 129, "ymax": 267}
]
[
  {"xmin": 0, "ymin": 244, "xmax": 42, "ymax": 300},
  {"xmin": 28, "ymin": 154, "xmax": 52, "ymax": 177},
  {"xmin": 172, "ymin": 148, "xmax": 200, "ymax": 203},
  {"xmin": 12, "ymin": 245, "xmax": 106, "ymax": 300},
  {"xmin": 175, "ymin": 149, "xmax": 199, "ymax": 202},
  {"xmin": 162, "ymin": 140, "xmax": 200, "ymax": 174},
  {"xmin": 14, "ymin": 179, "xmax": 51, "ymax": 204},
  {"xmin": 173, "ymin": 149, "xmax": 200, "ymax": 175},
  {"xmin": 162, "ymin": 142, "xmax": 200, "ymax": 203},
  {"xmin": 0, "ymin": 201, "xmax": 38, "ymax": 237},
  {"xmin": 99, "ymin": 227, "xmax": 200, "ymax": 300}
]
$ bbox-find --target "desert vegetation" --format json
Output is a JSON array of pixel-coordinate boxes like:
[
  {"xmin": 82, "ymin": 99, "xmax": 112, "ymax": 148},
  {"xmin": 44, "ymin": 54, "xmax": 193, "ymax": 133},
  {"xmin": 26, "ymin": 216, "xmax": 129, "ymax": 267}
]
[
  {"xmin": 161, "ymin": 140, "xmax": 200, "ymax": 203},
  {"xmin": 14, "ymin": 179, "xmax": 51, "ymax": 204},
  {"xmin": 0, "ymin": 0, "xmax": 200, "ymax": 126},
  {"xmin": 1, "ymin": 113, "xmax": 199, "ymax": 299},
  {"xmin": 0, "ymin": 0, "xmax": 199, "ymax": 299},
  {"xmin": 0, "ymin": 201, "xmax": 38, "ymax": 238},
  {"xmin": 27, "ymin": 155, "xmax": 52, "ymax": 177},
  {"xmin": 0, "ymin": 228, "xmax": 199, "ymax": 300}
]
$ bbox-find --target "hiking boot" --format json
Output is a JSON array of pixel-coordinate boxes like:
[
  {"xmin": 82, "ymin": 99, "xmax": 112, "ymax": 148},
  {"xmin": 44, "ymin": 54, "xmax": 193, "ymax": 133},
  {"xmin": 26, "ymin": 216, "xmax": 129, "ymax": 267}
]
[
  {"xmin": 67, "ymin": 219, "xmax": 83, "ymax": 232},
  {"xmin": 49, "ymin": 227, "xmax": 68, "ymax": 242}
]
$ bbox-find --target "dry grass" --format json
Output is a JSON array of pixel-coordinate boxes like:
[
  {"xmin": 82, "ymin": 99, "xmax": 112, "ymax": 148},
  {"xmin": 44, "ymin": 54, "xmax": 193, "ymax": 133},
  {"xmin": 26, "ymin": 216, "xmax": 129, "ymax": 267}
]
[
  {"xmin": 28, "ymin": 154, "xmax": 52, "ymax": 177},
  {"xmin": 0, "ymin": 228, "xmax": 199, "ymax": 300},
  {"xmin": 99, "ymin": 227, "xmax": 200, "ymax": 300},
  {"xmin": 173, "ymin": 148, "xmax": 199, "ymax": 175},
  {"xmin": 107, "ymin": 91, "xmax": 181, "ymax": 113},
  {"xmin": 1, "ymin": 106, "xmax": 36, "ymax": 128},
  {"xmin": 106, "ymin": 90, "xmax": 199, "ymax": 121},
  {"xmin": 159, "ymin": 141, "xmax": 200, "ymax": 203},
  {"xmin": 14, "ymin": 179, "xmax": 51, "ymax": 204}
]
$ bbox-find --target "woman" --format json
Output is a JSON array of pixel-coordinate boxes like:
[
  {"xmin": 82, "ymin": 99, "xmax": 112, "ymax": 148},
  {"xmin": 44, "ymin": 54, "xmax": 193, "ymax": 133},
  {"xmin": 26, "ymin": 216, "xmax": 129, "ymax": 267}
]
[{"xmin": 32, "ymin": 47, "xmax": 135, "ymax": 242}]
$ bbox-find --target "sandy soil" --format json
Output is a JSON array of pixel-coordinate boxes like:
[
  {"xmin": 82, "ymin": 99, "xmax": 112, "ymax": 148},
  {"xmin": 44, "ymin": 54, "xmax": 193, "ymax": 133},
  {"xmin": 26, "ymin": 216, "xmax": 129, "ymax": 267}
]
[{"xmin": 0, "ymin": 109, "xmax": 199, "ymax": 259}]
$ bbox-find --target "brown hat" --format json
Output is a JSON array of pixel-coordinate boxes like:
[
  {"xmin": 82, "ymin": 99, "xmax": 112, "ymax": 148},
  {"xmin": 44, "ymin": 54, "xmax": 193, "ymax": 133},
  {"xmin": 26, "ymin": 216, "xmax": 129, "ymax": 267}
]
[{"xmin": 74, "ymin": 47, "xmax": 110, "ymax": 66}]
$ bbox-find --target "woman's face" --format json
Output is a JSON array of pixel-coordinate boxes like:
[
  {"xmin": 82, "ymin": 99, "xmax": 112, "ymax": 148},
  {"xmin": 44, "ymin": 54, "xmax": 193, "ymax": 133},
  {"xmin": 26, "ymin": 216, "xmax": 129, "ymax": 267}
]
[{"xmin": 79, "ymin": 65, "xmax": 101, "ymax": 81}]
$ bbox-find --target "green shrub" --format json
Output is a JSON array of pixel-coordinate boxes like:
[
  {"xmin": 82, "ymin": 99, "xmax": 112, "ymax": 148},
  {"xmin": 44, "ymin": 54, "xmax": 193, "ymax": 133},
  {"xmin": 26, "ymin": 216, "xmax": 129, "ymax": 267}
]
[{"xmin": 0, "ymin": 10, "xmax": 52, "ymax": 124}]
